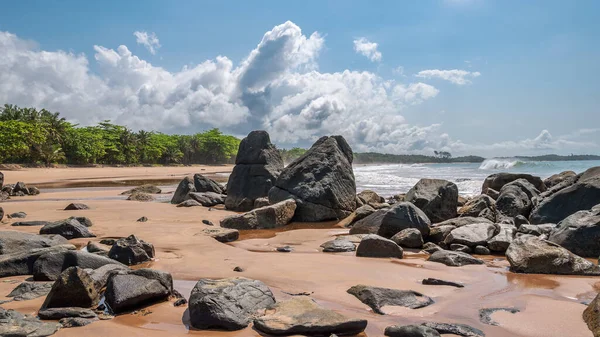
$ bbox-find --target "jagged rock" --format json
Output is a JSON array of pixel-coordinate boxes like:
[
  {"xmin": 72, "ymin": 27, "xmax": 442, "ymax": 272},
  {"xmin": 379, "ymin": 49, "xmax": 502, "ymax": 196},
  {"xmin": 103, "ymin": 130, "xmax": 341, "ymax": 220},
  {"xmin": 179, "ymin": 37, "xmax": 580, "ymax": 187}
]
[
  {"xmin": 545, "ymin": 170, "xmax": 576, "ymax": 188},
  {"xmin": 7, "ymin": 281, "xmax": 53, "ymax": 301},
  {"xmin": 391, "ymin": 228, "xmax": 424, "ymax": 248},
  {"xmin": 226, "ymin": 131, "xmax": 284, "ymax": 212},
  {"xmin": 220, "ymin": 199, "xmax": 296, "ymax": 230},
  {"xmin": 482, "ymin": 172, "xmax": 546, "ymax": 194},
  {"xmin": 506, "ymin": 235, "xmax": 600, "ymax": 275},
  {"xmin": 479, "ymin": 307, "xmax": 520, "ymax": 326},
  {"xmin": 104, "ymin": 269, "xmax": 172, "ymax": 313},
  {"xmin": 177, "ymin": 199, "xmax": 202, "ymax": 207},
  {"xmin": 347, "ymin": 285, "xmax": 434, "ymax": 314},
  {"xmin": 188, "ymin": 277, "xmax": 275, "ymax": 330},
  {"xmin": 356, "ymin": 234, "xmax": 403, "ymax": 258},
  {"xmin": 189, "ymin": 192, "xmax": 226, "ymax": 207},
  {"xmin": 33, "ymin": 250, "xmax": 123, "ymax": 281},
  {"xmin": 444, "ymin": 223, "xmax": 499, "ymax": 247},
  {"xmin": 422, "ymin": 322, "xmax": 485, "ymax": 337},
  {"xmin": 421, "ymin": 242, "xmax": 444, "ymax": 254},
  {"xmin": 202, "ymin": 228, "xmax": 239, "ymax": 243},
  {"xmin": 320, "ymin": 238, "xmax": 356, "ymax": 252},
  {"xmin": 13, "ymin": 181, "xmax": 29, "ymax": 195},
  {"xmin": 38, "ymin": 307, "xmax": 97, "ymax": 320},
  {"xmin": 350, "ymin": 202, "xmax": 431, "ymax": 238},
  {"xmin": 170, "ymin": 177, "xmax": 195, "ymax": 204},
  {"xmin": 42, "ymin": 267, "xmax": 99, "ymax": 308},
  {"xmin": 64, "ymin": 203, "xmax": 89, "ymax": 210},
  {"xmin": 127, "ymin": 192, "xmax": 155, "ymax": 202},
  {"xmin": 385, "ymin": 325, "xmax": 441, "ymax": 337},
  {"xmin": 584, "ymin": 293, "xmax": 600, "ymax": 337},
  {"xmin": 487, "ymin": 224, "xmax": 517, "ymax": 253},
  {"xmin": 121, "ymin": 184, "xmax": 161, "ymax": 195},
  {"xmin": 0, "ymin": 244, "xmax": 75, "ymax": 278},
  {"xmin": 405, "ymin": 179, "xmax": 458, "ymax": 223},
  {"xmin": 422, "ymin": 278, "xmax": 464, "ymax": 288},
  {"xmin": 458, "ymin": 195, "xmax": 496, "ymax": 222},
  {"xmin": 0, "ymin": 307, "xmax": 59, "ymax": 337},
  {"xmin": 548, "ymin": 206, "xmax": 600, "ymax": 257},
  {"xmin": 108, "ymin": 235, "xmax": 154, "ymax": 265},
  {"xmin": 11, "ymin": 221, "xmax": 51, "ymax": 227},
  {"xmin": 254, "ymin": 296, "xmax": 367, "ymax": 336},
  {"xmin": 269, "ymin": 135, "xmax": 356, "ymax": 222},
  {"xmin": 427, "ymin": 250, "xmax": 484, "ymax": 267},
  {"xmin": 193, "ymin": 174, "xmax": 224, "ymax": 194},
  {"xmin": 87, "ymin": 263, "xmax": 129, "ymax": 291},
  {"xmin": 39, "ymin": 218, "xmax": 95, "ymax": 239},
  {"xmin": 357, "ymin": 190, "xmax": 385, "ymax": 204},
  {"xmin": 0, "ymin": 231, "xmax": 69, "ymax": 255},
  {"xmin": 514, "ymin": 215, "xmax": 529, "ymax": 227}
]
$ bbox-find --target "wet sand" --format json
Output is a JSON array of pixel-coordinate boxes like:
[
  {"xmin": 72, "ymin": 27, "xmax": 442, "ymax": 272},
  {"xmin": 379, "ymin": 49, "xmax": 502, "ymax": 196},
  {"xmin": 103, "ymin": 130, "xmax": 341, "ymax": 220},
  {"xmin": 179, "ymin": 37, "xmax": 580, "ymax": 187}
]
[{"xmin": 0, "ymin": 166, "xmax": 596, "ymax": 337}]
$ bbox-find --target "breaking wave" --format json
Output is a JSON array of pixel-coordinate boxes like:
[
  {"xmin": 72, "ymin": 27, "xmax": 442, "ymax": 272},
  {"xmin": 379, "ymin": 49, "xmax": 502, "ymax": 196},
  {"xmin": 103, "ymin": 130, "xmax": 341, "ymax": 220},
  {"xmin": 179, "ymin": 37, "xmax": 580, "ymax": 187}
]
[{"xmin": 479, "ymin": 158, "xmax": 553, "ymax": 170}]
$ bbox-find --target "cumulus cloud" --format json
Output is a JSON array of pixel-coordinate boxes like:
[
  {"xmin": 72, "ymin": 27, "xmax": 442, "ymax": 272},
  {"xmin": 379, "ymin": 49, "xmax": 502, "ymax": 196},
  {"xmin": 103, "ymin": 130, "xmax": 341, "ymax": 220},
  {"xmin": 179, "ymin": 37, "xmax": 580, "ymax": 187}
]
[
  {"xmin": 353, "ymin": 37, "xmax": 382, "ymax": 62},
  {"xmin": 133, "ymin": 31, "xmax": 161, "ymax": 55},
  {"xmin": 415, "ymin": 69, "xmax": 481, "ymax": 85}
]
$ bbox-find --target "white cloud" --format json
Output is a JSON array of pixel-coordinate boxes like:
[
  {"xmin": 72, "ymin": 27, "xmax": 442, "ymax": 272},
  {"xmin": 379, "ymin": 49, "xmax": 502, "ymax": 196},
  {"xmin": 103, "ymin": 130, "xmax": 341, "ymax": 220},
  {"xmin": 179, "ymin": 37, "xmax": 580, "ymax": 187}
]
[
  {"xmin": 133, "ymin": 31, "xmax": 161, "ymax": 55},
  {"xmin": 353, "ymin": 37, "xmax": 382, "ymax": 62},
  {"xmin": 415, "ymin": 69, "xmax": 481, "ymax": 85},
  {"xmin": 393, "ymin": 66, "xmax": 405, "ymax": 76}
]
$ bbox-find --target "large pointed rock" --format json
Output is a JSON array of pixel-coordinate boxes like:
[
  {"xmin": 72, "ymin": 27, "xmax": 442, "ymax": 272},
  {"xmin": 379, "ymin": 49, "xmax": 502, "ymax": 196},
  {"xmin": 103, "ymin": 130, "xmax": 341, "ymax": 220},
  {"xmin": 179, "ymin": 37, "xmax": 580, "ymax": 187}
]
[
  {"xmin": 269, "ymin": 135, "xmax": 356, "ymax": 222},
  {"xmin": 42, "ymin": 267, "xmax": 99, "ymax": 308},
  {"xmin": 193, "ymin": 173, "xmax": 224, "ymax": 194},
  {"xmin": 548, "ymin": 206, "xmax": 600, "ymax": 257},
  {"xmin": 225, "ymin": 131, "xmax": 284, "ymax": 212},
  {"xmin": 405, "ymin": 179, "xmax": 458, "ymax": 223},
  {"xmin": 170, "ymin": 176, "xmax": 195, "ymax": 204},
  {"xmin": 506, "ymin": 235, "xmax": 600, "ymax": 275},
  {"xmin": 253, "ymin": 296, "xmax": 367, "ymax": 336},
  {"xmin": 220, "ymin": 199, "xmax": 296, "ymax": 230}
]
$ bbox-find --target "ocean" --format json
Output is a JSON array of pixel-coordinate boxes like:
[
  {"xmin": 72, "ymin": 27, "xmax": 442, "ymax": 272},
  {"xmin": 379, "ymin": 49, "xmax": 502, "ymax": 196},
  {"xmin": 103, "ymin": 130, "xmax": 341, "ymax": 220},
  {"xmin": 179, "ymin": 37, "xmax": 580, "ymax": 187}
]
[{"xmin": 354, "ymin": 159, "xmax": 600, "ymax": 197}]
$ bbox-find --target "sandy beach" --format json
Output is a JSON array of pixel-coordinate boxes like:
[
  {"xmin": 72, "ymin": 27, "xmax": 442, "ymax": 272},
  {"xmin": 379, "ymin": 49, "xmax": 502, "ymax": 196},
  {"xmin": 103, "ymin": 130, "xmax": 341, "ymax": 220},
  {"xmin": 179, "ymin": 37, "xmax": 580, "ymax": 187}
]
[{"xmin": 0, "ymin": 166, "xmax": 596, "ymax": 337}]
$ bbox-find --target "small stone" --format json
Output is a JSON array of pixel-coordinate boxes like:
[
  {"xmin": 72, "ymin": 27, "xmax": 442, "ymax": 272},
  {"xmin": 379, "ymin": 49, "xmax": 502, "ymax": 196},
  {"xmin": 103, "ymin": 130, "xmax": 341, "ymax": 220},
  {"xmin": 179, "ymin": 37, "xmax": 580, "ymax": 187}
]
[
  {"xmin": 202, "ymin": 219, "xmax": 214, "ymax": 226},
  {"xmin": 64, "ymin": 203, "xmax": 90, "ymax": 210},
  {"xmin": 174, "ymin": 298, "xmax": 187, "ymax": 307},
  {"xmin": 9, "ymin": 212, "xmax": 27, "ymax": 218},
  {"xmin": 277, "ymin": 246, "xmax": 293, "ymax": 253},
  {"xmin": 136, "ymin": 216, "xmax": 148, "ymax": 222},
  {"xmin": 233, "ymin": 266, "xmax": 244, "ymax": 272},
  {"xmin": 422, "ymin": 278, "xmax": 464, "ymax": 288}
]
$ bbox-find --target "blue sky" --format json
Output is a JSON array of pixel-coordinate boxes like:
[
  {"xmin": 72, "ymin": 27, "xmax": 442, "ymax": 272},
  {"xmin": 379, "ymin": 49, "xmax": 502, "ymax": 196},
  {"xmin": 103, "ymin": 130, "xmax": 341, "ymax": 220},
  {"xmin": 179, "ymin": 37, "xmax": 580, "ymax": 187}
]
[{"xmin": 0, "ymin": 0, "xmax": 598, "ymax": 156}]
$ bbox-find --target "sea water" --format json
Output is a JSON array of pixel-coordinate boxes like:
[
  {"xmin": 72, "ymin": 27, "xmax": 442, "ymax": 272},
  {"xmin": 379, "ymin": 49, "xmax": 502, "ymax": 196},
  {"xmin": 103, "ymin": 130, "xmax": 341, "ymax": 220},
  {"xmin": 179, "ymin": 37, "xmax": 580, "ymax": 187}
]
[{"xmin": 354, "ymin": 159, "xmax": 600, "ymax": 197}]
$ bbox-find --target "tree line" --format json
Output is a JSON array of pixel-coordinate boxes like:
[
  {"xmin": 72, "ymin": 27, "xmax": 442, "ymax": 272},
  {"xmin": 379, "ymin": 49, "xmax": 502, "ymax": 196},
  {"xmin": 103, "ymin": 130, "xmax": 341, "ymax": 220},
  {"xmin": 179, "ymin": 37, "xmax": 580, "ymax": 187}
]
[{"xmin": 0, "ymin": 104, "xmax": 240, "ymax": 166}]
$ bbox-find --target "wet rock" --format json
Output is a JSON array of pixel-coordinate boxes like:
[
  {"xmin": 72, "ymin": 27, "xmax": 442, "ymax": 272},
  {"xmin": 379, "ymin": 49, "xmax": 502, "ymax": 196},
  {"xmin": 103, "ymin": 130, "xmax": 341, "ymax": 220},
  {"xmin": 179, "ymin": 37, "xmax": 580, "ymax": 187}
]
[
  {"xmin": 357, "ymin": 190, "xmax": 385, "ymax": 204},
  {"xmin": 170, "ymin": 177, "xmax": 195, "ymax": 204},
  {"xmin": 64, "ymin": 203, "xmax": 90, "ymax": 210},
  {"xmin": 202, "ymin": 219, "xmax": 214, "ymax": 226},
  {"xmin": 450, "ymin": 243, "xmax": 471, "ymax": 253},
  {"xmin": 473, "ymin": 245, "xmax": 491, "ymax": 255},
  {"xmin": 11, "ymin": 220, "xmax": 51, "ymax": 227},
  {"xmin": 104, "ymin": 269, "xmax": 172, "ymax": 313},
  {"xmin": 136, "ymin": 216, "xmax": 148, "ymax": 222},
  {"xmin": 269, "ymin": 135, "xmax": 356, "ymax": 222},
  {"xmin": 254, "ymin": 296, "xmax": 367, "ymax": 336},
  {"xmin": 121, "ymin": 184, "xmax": 161, "ymax": 195},
  {"xmin": 584, "ymin": 293, "xmax": 600, "ymax": 337},
  {"xmin": 220, "ymin": 199, "xmax": 296, "ymax": 230},
  {"xmin": 59, "ymin": 317, "xmax": 98, "ymax": 328},
  {"xmin": 42, "ymin": 267, "xmax": 99, "ymax": 308},
  {"xmin": 193, "ymin": 173, "xmax": 224, "ymax": 194},
  {"xmin": 127, "ymin": 192, "xmax": 155, "ymax": 202},
  {"xmin": 421, "ymin": 242, "xmax": 443, "ymax": 254},
  {"xmin": 0, "ymin": 231, "xmax": 69, "ymax": 255},
  {"xmin": 87, "ymin": 263, "xmax": 129, "ymax": 291},
  {"xmin": 320, "ymin": 238, "xmax": 356, "ymax": 252},
  {"xmin": 458, "ymin": 195, "xmax": 496, "ymax": 222},
  {"xmin": 482, "ymin": 172, "xmax": 546, "ymax": 194},
  {"xmin": 108, "ymin": 234, "xmax": 154, "ymax": 266},
  {"xmin": 189, "ymin": 192, "xmax": 226, "ymax": 207},
  {"xmin": 422, "ymin": 322, "xmax": 485, "ymax": 337},
  {"xmin": 506, "ymin": 235, "xmax": 600, "ymax": 275},
  {"xmin": 444, "ymin": 223, "xmax": 499, "ymax": 247},
  {"xmin": 174, "ymin": 298, "xmax": 187, "ymax": 307},
  {"xmin": 39, "ymin": 218, "xmax": 95, "ymax": 239},
  {"xmin": 202, "ymin": 228, "xmax": 239, "ymax": 243},
  {"xmin": 226, "ymin": 131, "xmax": 284, "ymax": 212},
  {"xmin": 487, "ymin": 224, "xmax": 517, "ymax": 253},
  {"xmin": 0, "ymin": 307, "xmax": 59, "ymax": 337},
  {"xmin": 347, "ymin": 285, "xmax": 434, "ymax": 314},
  {"xmin": 350, "ymin": 202, "xmax": 431, "ymax": 238},
  {"xmin": 385, "ymin": 325, "xmax": 441, "ymax": 337},
  {"xmin": 177, "ymin": 199, "xmax": 202, "ymax": 207},
  {"xmin": 391, "ymin": 228, "xmax": 424, "ymax": 248},
  {"xmin": 545, "ymin": 170, "xmax": 577, "ymax": 188},
  {"xmin": 38, "ymin": 307, "xmax": 97, "ymax": 320},
  {"xmin": 0, "ymin": 244, "xmax": 75, "ymax": 278},
  {"xmin": 427, "ymin": 250, "xmax": 484, "ymax": 267},
  {"xmin": 7, "ymin": 281, "xmax": 53, "ymax": 301},
  {"xmin": 405, "ymin": 178, "xmax": 459, "ymax": 223},
  {"xmin": 422, "ymin": 278, "xmax": 464, "ymax": 288},
  {"xmin": 548, "ymin": 206, "xmax": 600, "ymax": 257},
  {"xmin": 356, "ymin": 234, "xmax": 403, "ymax": 258},
  {"xmin": 188, "ymin": 277, "xmax": 275, "ymax": 330},
  {"xmin": 33, "ymin": 250, "xmax": 123, "ymax": 281},
  {"xmin": 479, "ymin": 307, "xmax": 520, "ymax": 326}
]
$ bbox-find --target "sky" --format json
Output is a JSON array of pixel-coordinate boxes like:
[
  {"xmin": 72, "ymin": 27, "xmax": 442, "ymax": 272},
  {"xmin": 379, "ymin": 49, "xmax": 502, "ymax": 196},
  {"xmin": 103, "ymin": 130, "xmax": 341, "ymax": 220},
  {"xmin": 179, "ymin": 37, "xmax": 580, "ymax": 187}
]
[{"xmin": 0, "ymin": 0, "xmax": 599, "ymax": 157}]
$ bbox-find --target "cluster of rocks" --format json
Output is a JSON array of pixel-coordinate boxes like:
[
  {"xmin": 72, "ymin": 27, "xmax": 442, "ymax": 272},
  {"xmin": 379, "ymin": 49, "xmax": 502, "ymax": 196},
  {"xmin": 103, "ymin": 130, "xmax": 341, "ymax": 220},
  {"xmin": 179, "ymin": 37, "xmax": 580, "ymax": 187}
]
[
  {"xmin": 171, "ymin": 173, "xmax": 227, "ymax": 207},
  {"xmin": 0, "ymin": 173, "xmax": 40, "ymax": 200}
]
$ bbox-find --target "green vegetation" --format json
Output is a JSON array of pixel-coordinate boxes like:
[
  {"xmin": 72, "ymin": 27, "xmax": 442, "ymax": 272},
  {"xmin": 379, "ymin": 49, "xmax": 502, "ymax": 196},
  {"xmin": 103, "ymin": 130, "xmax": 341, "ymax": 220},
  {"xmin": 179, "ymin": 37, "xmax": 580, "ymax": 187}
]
[
  {"xmin": 279, "ymin": 147, "xmax": 307, "ymax": 164},
  {"xmin": 353, "ymin": 152, "xmax": 485, "ymax": 164},
  {"xmin": 0, "ymin": 104, "xmax": 240, "ymax": 166}
]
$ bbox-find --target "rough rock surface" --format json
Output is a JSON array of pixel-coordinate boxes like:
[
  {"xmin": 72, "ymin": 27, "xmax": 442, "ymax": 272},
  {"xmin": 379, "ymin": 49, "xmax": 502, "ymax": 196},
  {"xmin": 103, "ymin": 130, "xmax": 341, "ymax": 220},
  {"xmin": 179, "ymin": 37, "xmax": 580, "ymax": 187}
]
[
  {"xmin": 193, "ymin": 174, "xmax": 224, "ymax": 194},
  {"xmin": 0, "ymin": 244, "xmax": 75, "ymax": 278},
  {"xmin": 385, "ymin": 325, "xmax": 441, "ymax": 337},
  {"xmin": 189, "ymin": 192, "xmax": 226, "ymax": 207},
  {"xmin": 202, "ymin": 228, "xmax": 239, "ymax": 243},
  {"xmin": 0, "ymin": 231, "xmax": 68, "ymax": 255},
  {"xmin": 320, "ymin": 238, "xmax": 356, "ymax": 252},
  {"xmin": 226, "ymin": 131, "xmax": 284, "ymax": 212},
  {"xmin": 33, "ymin": 250, "xmax": 123, "ymax": 281},
  {"xmin": 42, "ymin": 267, "xmax": 99, "ymax": 308},
  {"xmin": 127, "ymin": 192, "xmax": 155, "ymax": 202},
  {"xmin": 496, "ymin": 179, "xmax": 539, "ymax": 219},
  {"xmin": 427, "ymin": 250, "xmax": 484, "ymax": 267},
  {"xmin": 38, "ymin": 307, "xmax": 97, "ymax": 320},
  {"xmin": 482, "ymin": 172, "xmax": 546, "ymax": 194},
  {"xmin": 253, "ymin": 296, "xmax": 368, "ymax": 336},
  {"xmin": 104, "ymin": 270, "xmax": 171, "ymax": 313},
  {"xmin": 422, "ymin": 322, "xmax": 485, "ymax": 337},
  {"xmin": 108, "ymin": 235, "xmax": 154, "ymax": 265},
  {"xmin": 121, "ymin": 184, "xmax": 161, "ymax": 195},
  {"xmin": 444, "ymin": 223, "xmax": 499, "ymax": 248},
  {"xmin": 220, "ymin": 199, "xmax": 296, "ymax": 230},
  {"xmin": 357, "ymin": 190, "xmax": 385, "ymax": 204},
  {"xmin": 548, "ymin": 206, "xmax": 600, "ymax": 257},
  {"xmin": 584, "ymin": 293, "xmax": 600, "ymax": 337},
  {"xmin": 64, "ymin": 203, "xmax": 89, "ymax": 210},
  {"xmin": 7, "ymin": 281, "xmax": 53, "ymax": 301},
  {"xmin": 177, "ymin": 199, "xmax": 202, "ymax": 207},
  {"xmin": 517, "ymin": 224, "xmax": 556, "ymax": 237},
  {"xmin": 0, "ymin": 307, "xmax": 59, "ymax": 337},
  {"xmin": 356, "ymin": 234, "xmax": 403, "ymax": 258},
  {"xmin": 457, "ymin": 195, "xmax": 496, "ymax": 222},
  {"xmin": 427, "ymin": 225, "xmax": 456, "ymax": 244},
  {"xmin": 506, "ymin": 235, "xmax": 600, "ymax": 275},
  {"xmin": 188, "ymin": 277, "xmax": 275, "ymax": 330},
  {"xmin": 350, "ymin": 202, "xmax": 431, "ymax": 238},
  {"xmin": 39, "ymin": 218, "xmax": 95, "ymax": 239},
  {"xmin": 405, "ymin": 179, "xmax": 459, "ymax": 223},
  {"xmin": 268, "ymin": 135, "xmax": 356, "ymax": 222},
  {"xmin": 391, "ymin": 228, "xmax": 424, "ymax": 248},
  {"xmin": 544, "ymin": 170, "xmax": 577, "ymax": 188},
  {"xmin": 421, "ymin": 242, "xmax": 444, "ymax": 254},
  {"xmin": 171, "ymin": 177, "xmax": 195, "ymax": 204},
  {"xmin": 487, "ymin": 224, "xmax": 517, "ymax": 253},
  {"xmin": 347, "ymin": 285, "xmax": 434, "ymax": 314}
]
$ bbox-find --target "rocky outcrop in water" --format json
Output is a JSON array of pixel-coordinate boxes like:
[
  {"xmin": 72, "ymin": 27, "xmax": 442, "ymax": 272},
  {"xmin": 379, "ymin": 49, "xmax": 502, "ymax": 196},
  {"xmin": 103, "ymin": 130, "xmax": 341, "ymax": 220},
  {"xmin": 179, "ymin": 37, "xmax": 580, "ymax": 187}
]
[{"xmin": 405, "ymin": 179, "xmax": 458, "ymax": 223}]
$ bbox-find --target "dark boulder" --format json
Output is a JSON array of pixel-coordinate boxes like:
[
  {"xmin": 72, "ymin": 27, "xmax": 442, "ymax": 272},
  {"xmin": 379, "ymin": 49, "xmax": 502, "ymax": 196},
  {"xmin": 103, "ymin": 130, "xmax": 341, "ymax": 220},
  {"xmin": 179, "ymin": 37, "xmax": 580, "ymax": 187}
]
[
  {"xmin": 421, "ymin": 242, "xmax": 444, "ymax": 254},
  {"xmin": 320, "ymin": 238, "xmax": 356, "ymax": 252},
  {"xmin": 104, "ymin": 269, "xmax": 172, "ymax": 313},
  {"xmin": 350, "ymin": 202, "xmax": 430, "ymax": 238},
  {"xmin": 220, "ymin": 199, "xmax": 296, "ymax": 230},
  {"xmin": 42, "ymin": 267, "xmax": 99, "ymax": 308},
  {"xmin": 64, "ymin": 203, "xmax": 89, "ymax": 210},
  {"xmin": 12, "ymin": 220, "xmax": 51, "ymax": 227},
  {"xmin": 548, "ymin": 206, "xmax": 600, "ymax": 257},
  {"xmin": 422, "ymin": 278, "xmax": 464, "ymax": 288},
  {"xmin": 193, "ymin": 174, "xmax": 224, "ymax": 194},
  {"xmin": 189, "ymin": 192, "xmax": 226, "ymax": 206},
  {"xmin": 13, "ymin": 181, "xmax": 29, "ymax": 195},
  {"xmin": 0, "ymin": 244, "xmax": 75, "ymax": 278},
  {"xmin": 487, "ymin": 224, "xmax": 517, "ymax": 253},
  {"xmin": 545, "ymin": 171, "xmax": 577, "ymax": 188},
  {"xmin": 0, "ymin": 231, "xmax": 68, "ymax": 255},
  {"xmin": 33, "ymin": 250, "xmax": 124, "ymax": 281},
  {"xmin": 482, "ymin": 172, "xmax": 546, "ymax": 194},
  {"xmin": 347, "ymin": 285, "xmax": 434, "ymax": 314},
  {"xmin": 170, "ymin": 176, "xmax": 195, "ymax": 204},
  {"xmin": 225, "ymin": 131, "xmax": 284, "ymax": 212},
  {"xmin": 9, "ymin": 211, "xmax": 27, "ymax": 218},
  {"xmin": 188, "ymin": 277, "xmax": 275, "ymax": 330},
  {"xmin": 108, "ymin": 235, "xmax": 154, "ymax": 265},
  {"xmin": 457, "ymin": 195, "xmax": 496, "ymax": 222},
  {"xmin": 444, "ymin": 223, "xmax": 499, "ymax": 248},
  {"xmin": 427, "ymin": 250, "xmax": 484, "ymax": 267},
  {"xmin": 356, "ymin": 234, "xmax": 403, "ymax": 258},
  {"xmin": 86, "ymin": 263, "xmax": 129, "ymax": 291},
  {"xmin": 7, "ymin": 281, "xmax": 53, "ymax": 301},
  {"xmin": 496, "ymin": 179, "xmax": 539, "ymax": 219},
  {"xmin": 405, "ymin": 179, "xmax": 458, "ymax": 223},
  {"xmin": 268, "ymin": 135, "xmax": 356, "ymax": 222},
  {"xmin": 39, "ymin": 218, "xmax": 95, "ymax": 239},
  {"xmin": 391, "ymin": 228, "xmax": 424, "ymax": 248}
]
